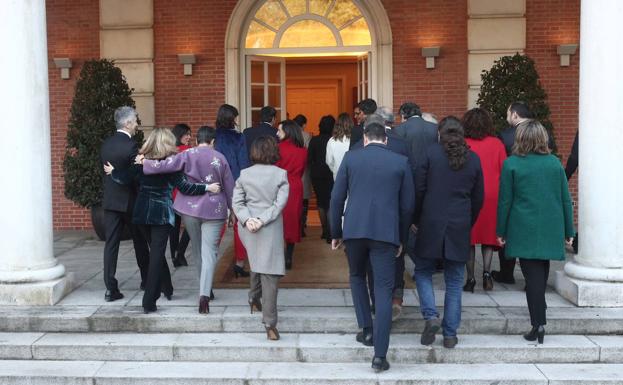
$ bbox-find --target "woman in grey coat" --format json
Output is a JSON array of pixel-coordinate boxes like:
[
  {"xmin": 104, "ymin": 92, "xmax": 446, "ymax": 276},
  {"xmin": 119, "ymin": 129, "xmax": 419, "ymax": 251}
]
[{"xmin": 232, "ymin": 136, "xmax": 289, "ymax": 340}]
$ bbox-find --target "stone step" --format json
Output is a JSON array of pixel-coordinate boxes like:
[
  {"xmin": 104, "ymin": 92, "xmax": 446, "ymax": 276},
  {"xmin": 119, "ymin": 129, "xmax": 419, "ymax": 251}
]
[
  {"xmin": 0, "ymin": 305, "xmax": 622, "ymax": 334},
  {"xmin": 0, "ymin": 360, "xmax": 622, "ymax": 384},
  {"xmin": 1, "ymin": 332, "xmax": 621, "ymax": 364}
]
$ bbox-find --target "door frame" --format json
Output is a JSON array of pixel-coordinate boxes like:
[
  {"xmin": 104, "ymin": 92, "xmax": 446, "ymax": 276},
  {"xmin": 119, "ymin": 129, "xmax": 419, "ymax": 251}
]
[{"xmin": 225, "ymin": 0, "xmax": 393, "ymax": 126}]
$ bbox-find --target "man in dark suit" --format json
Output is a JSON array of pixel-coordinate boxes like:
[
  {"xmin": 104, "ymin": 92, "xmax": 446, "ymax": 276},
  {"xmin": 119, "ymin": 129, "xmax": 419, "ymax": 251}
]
[
  {"xmin": 330, "ymin": 122, "xmax": 414, "ymax": 372},
  {"xmin": 100, "ymin": 106, "xmax": 149, "ymax": 301},
  {"xmin": 349, "ymin": 98, "xmax": 377, "ymax": 150},
  {"xmin": 243, "ymin": 105, "xmax": 278, "ymax": 154},
  {"xmin": 393, "ymin": 102, "xmax": 438, "ymax": 171}
]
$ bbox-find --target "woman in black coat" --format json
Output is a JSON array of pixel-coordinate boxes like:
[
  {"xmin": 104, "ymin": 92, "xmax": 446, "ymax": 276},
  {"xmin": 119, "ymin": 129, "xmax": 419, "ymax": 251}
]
[
  {"xmin": 307, "ymin": 115, "xmax": 335, "ymax": 241},
  {"xmin": 413, "ymin": 116, "xmax": 484, "ymax": 348}
]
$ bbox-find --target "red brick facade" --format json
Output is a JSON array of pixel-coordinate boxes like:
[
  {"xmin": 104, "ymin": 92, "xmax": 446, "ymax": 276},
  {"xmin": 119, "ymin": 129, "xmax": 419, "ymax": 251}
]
[{"xmin": 46, "ymin": 0, "xmax": 580, "ymax": 229}]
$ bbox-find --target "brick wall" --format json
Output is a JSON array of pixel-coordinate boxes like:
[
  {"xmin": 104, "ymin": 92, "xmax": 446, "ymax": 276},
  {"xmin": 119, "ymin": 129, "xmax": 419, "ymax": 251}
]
[
  {"xmin": 525, "ymin": 0, "xmax": 580, "ymax": 213},
  {"xmin": 385, "ymin": 0, "xmax": 468, "ymax": 119},
  {"xmin": 47, "ymin": 0, "xmax": 100, "ymax": 229}
]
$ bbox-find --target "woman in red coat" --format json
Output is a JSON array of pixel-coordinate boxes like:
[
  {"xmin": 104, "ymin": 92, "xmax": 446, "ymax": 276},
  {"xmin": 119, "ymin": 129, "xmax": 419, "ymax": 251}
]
[
  {"xmin": 276, "ymin": 120, "xmax": 308, "ymax": 270},
  {"xmin": 461, "ymin": 108, "xmax": 506, "ymax": 292}
]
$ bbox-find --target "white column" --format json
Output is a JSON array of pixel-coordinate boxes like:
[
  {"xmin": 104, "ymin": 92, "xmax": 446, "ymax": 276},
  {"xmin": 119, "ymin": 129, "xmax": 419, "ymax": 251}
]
[
  {"xmin": 0, "ymin": 0, "xmax": 71, "ymax": 304},
  {"xmin": 555, "ymin": 0, "xmax": 623, "ymax": 306}
]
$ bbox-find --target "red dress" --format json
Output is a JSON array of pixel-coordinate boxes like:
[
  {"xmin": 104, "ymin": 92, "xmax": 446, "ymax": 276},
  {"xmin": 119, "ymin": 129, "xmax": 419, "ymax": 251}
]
[
  {"xmin": 466, "ymin": 136, "xmax": 507, "ymax": 246},
  {"xmin": 276, "ymin": 139, "xmax": 308, "ymax": 244}
]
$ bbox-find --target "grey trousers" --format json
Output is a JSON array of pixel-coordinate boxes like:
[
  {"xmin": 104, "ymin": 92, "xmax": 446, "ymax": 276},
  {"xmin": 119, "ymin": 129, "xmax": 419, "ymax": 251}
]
[
  {"xmin": 181, "ymin": 215, "xmax": 225, "ymax": 297},
  {"xmin": 249, "ymin": 272, "xmax": 280, "ymax": 327}
]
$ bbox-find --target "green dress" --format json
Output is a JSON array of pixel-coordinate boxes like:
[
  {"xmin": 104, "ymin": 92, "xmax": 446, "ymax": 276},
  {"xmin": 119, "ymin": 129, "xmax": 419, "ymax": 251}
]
[{"xmin": 496, "ymin": 153, "xmax": 575, "ymax": 260}]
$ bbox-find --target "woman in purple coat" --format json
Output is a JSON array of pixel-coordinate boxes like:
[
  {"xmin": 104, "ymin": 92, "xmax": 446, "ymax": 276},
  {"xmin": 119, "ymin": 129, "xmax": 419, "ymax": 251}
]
[{"xmin": 141, "ymin": 126, "xmax": 235, "ymax": 314}]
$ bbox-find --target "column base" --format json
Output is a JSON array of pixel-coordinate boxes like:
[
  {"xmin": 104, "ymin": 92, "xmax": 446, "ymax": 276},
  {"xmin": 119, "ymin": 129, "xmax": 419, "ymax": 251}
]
[
  {"xmin": 555, "ymin": 271, "xmax": 623, "ymax": 307},
  {"xmin": 0, "ymin": 273, "xmax": 75, "ymax": 306}
]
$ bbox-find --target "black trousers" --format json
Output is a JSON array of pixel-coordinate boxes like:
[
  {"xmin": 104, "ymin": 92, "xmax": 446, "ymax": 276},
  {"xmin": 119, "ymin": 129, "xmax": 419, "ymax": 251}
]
[
  {"xmin": 367, "ymin": 248, "xmax": 406, "ymax": 305},
  {"xmin": 498, "ymin": 246, "xmax": 516, "ymax": 279},
  {"xmin": 139, "ymin": 224, "xmax": 174, "ymax": 309},
  {"xmin": 345, "ymin": 239, "xmax": 397, "ymax": 359},
  {"xmin": 519, "ymin": 258, "xmax": 550, "ymax": 327},
  {"xmin": 103, "ymin": 209, "xmax": 149, "ymax": 292},
  {"xmin": 169, "ymin": 214, "xmax": 190, "ymax": 259}
]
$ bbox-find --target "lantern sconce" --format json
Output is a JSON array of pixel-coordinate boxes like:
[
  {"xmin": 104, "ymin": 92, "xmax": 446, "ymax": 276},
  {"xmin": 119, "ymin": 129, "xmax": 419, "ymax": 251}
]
[
  {"xmin": 53, "ymin": 58, "xmax": 72, "ymax": 80},
  {"xmin": 421, "ymin": 47, "xmax": 440, "ymax": 69},
  {"xmin": 557, "ymin": 44, "xmax": 578, "ymax": 67},
  {"xmin": 177, "ymin": 54, "xmax": 196, "ymax": 76}
]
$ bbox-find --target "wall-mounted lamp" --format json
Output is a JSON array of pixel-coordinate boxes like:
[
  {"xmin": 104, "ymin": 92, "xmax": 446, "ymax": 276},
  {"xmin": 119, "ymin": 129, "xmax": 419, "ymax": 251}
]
[
  {"xmin": 421, "ymin": 47, "xmax": 440, "ymax": 69},
  {"xmin": 557, "ymin": 44, "xmax": 578, "ymax": 67},
  {"xmin": 53, "ymin": 58, "xmax": 72, "ymax": 79},
  {"xmin": 177, "ymin": 54, "xmax": 196, "ymax": 76}
]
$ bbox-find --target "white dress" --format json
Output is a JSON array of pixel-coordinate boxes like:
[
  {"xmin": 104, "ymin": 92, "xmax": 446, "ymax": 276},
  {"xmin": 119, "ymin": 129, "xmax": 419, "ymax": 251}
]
[{"xmin": 325, "ymin": 136, "xmax": 351, "ymax": 180}]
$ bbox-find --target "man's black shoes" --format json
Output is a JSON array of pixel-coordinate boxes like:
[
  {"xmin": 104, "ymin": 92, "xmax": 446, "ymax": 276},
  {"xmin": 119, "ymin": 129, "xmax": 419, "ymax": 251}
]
[
  {"xmin": 491, "ymin": 270, "xmax": 515, "ymax": 284},
  {"xmin": 371, "ymin": 357, "xmax": 390, "ymax": 372},
  {"xmin": 104, "ymin": 290, "xmax": 124, "ymax": 302},
  {"xmin": 356, "ymin": 329, "xmax": 373, "ymax": 346}
]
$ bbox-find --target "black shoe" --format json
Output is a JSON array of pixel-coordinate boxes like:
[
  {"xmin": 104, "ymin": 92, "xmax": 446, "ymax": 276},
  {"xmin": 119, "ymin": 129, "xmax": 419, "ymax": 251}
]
[
  {"xmin": 210, "ymin": 290, "xmax": 215, "ymax": 300},
  {"xmin": 163, "ymin": 292, "xmax": 173, "ymax": 301},
  {"xmin": 421, "ymin": 318, "xmax": 441, "ymax": 346},
  {"xmin": 143, "ymin": 305, "xmax": 157, "ymax": 314},
  {"xmin": 491, "ymin": 270, "xmax": 515, "ymax": 284},
  {"xmin": 233, "ymin": 265, "xmax": 250, "ymax": 278},
  {"xmin": 443, "ymin": 336, "xmax": 458, "ymax": 348},
  {"xmin": 176, "ymin": 255, "xmax": 188, "ymax": 267},
  {"xmin": 371, "ymin": 357, "xmax": 390, "ymax": 372},
  {"xmin": 285, "ymin": 256, "xmax": 292, "ymax": 270},
  {"xmin": 463, "ymin": 278, "xmax": 476, "ymax": 293},
  {"xmin": 523, "ymin": 325, "xmax": 545, "ymax": 344},
  {"xmin": 356, "ymin": 329, "xmax": 373, "ymax": 346},
  {"xmin": 139, "ymin": 282, "xmax": 145, "ymax": 291},
  {"xmin": 104, "ymin": 290, "xmax": 124, "ymax": 302}
]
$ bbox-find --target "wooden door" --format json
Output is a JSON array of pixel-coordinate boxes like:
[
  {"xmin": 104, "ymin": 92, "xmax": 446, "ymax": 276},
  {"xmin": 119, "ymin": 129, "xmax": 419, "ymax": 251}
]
[{"xmin": 286, "ymin": 80, "xmax": 339, "ymax": 135}]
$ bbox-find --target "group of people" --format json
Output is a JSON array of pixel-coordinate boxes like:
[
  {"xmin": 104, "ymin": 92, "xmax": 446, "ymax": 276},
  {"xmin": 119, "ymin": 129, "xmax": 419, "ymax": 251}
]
[{"xmin": 99, "ymin": 96, "xmax": 575, "ymax": 372}]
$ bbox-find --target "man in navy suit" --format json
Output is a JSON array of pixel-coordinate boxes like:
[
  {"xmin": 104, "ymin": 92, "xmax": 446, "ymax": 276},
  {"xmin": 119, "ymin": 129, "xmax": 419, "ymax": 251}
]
[
  {"xmin": 243, "ymin": 105, "xmax": 279, "ymax": 155},
  {"xmin": 394, "ymin": 102, "xmax": 438, "ymax": 171},
  {"xmin": 330, "ymin": 122, "xmax": 414, "ymax": 372},
  {"xmin": 349, "ymin": 98, "xmax": 377, "ymax": 150},
  {"xmin": 100, "ymin": 106, "xmax": 149, "ymax": 301}
]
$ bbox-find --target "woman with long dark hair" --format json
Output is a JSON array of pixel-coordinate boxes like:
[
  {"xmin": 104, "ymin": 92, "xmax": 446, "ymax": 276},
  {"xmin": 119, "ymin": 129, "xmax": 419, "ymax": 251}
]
[
  {"xmin": 169, "ymin": 123, "xmax": 192, "ymax": 267},
  {"xmin": 413, "ymin": 116, "xmax": 484, "ymax": 349},
  {"xmin": 497, "ymin": 120, "xmax": 574, "ymax": 344},
  {"xmin": 461, "ymin": 108, "xmax": 507, "ymax": 292},
  {"xmin": 214, "ymin": 104, "xmax": 251, "ymax": 278},
  {"xmin": 276, "ymin": 120, "xmax": 308, "ymax": 269},
  {"xmin": 307, "ymin": 115, "xmax": 335, "ymax": 242}
]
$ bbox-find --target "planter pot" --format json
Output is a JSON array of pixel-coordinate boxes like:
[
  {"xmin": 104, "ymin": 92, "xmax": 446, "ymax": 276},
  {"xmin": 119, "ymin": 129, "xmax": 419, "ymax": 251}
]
[{"xmin": 90, "ymin": 206, "xmax": 132, "ymax": 241}]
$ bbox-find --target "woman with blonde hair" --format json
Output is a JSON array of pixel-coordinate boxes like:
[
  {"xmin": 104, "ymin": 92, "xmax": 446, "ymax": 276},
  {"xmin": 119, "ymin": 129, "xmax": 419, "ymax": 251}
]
[
  {"xmin": 326, "ymin": 112, "xmax": 353, "ymax": 180},
  {"xmin": 104, "ymin": 128, "xmax": 216, "ymax": 314},
  {"xmin": 497, "ymin": 120, "xmax": 574, "ymax": 344}
]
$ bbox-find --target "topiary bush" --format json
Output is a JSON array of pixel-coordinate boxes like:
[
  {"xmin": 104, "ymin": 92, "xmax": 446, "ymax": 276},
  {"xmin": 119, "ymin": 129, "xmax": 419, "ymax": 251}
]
[
  {"xmin": 63, "ymin": 59, "xmax": 143, "ymax": 208},
  {"xmin": 477, "ymin": 53, "xmax": 556, "ymax": 152}
]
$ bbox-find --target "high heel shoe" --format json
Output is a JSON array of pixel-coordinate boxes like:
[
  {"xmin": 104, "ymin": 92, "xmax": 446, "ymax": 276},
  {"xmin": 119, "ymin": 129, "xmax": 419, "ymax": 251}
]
[
  {"xmin": 210, "ymin": 290, "xmax": 215, "ymax": 300},
  {"xmin": 233, "ymin": 265, "xmax": 250, "ymax": 278},
  {"xmin": 523, "ymin": 325, "xmax": 545, "ymax": 344},
  {"xmin": 199, "ymin": 295, "xmax": 210, "ymax": 314},
  {"xmin": 483, "ymin": 271, "xmax": 494, "ymax": 291},
  {"xmin": 265, "ymin": 326, "xmax": 280, "ymax": 340},
  {"xmin": 463, "ymin": 278, "xmax": 476, "ymax": 293},
  {"xmin": 249, "ymin": 297, "xmax": 262, "ymax": 313}
]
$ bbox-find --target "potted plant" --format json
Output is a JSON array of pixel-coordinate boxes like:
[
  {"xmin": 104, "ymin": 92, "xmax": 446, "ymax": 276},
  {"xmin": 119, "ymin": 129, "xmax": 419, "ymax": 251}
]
[
  {"xmin": 63, "ymin": 59, "xmax": 143, "ymax": 240},
  {"xmin": 477, "ymin": 53, "xmax": 557, "ymax": 153}
]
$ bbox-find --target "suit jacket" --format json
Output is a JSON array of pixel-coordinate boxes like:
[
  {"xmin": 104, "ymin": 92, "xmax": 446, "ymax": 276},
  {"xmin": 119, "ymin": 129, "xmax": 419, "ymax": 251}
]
[
  {"xmin": 413, "ymin": 144, "xmax": 484, "ymax": 262},
  {"xmin": 215, "ymin": 127, "xmax": 249, "ymax": 180},
  {"xmin": 393, "ymin": 116, "xmax": 438, "ymax": 170},
  {"xmin": 243, "ymin": 122, "xmax": 278, "ymax": 154},
  {"xmin": 565, "ymin": 131, "xmax": 578, "ymax": 180},
  {"xmin": 349, "ymin": 124, "xmax": 364, "ymax": 150},
  {"xmin": 100, "ymin": 131, "xmax": 139, "ymax": 212},
  {"xmin": 350, "ymin": 131, "xmax": 410, "ymax": 161},
  {"xmin": 330, "ymin": 143, "xmax": 415, "ymax": 247},
  {"xmin": 498, "ymin": 123, "xmax": 557, "ymax": 156},
  {"xmin": 233, "ymin": 164, "xmax": 289, "ymax": 275}
]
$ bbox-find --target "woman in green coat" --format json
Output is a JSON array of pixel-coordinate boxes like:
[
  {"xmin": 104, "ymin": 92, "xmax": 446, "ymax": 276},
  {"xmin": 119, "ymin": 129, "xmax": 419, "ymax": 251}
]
[{"xmin": 496, "ymin": 120, "xmax": 574, "ymax": 344}]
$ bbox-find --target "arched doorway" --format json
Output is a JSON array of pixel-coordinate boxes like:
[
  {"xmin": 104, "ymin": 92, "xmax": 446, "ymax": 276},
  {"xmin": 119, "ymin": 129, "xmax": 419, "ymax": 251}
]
[{"xmin": 225, "ymin": 0, "xmax": 393, "ymax": 127}]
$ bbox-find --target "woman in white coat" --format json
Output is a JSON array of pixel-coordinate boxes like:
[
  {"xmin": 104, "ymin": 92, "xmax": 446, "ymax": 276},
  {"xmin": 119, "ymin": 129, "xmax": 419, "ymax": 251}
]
[
  {"xmin": 326, "ymin": 113, "xmax": 353, "ymax": 180},
  {"xmin": 233, "ymin": 136, "xmax": 289, "ymax": 340}
]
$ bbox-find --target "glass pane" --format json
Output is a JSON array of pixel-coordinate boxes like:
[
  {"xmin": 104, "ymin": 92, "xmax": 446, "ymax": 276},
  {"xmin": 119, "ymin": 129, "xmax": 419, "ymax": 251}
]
[
  {"xmin": 279, "ymin": 20, "xmax": 337, "ymax": 48},
  {"xmin": 246, "ymin": 21, "xmax": 276, "ymax": 49},
  {"xmin": 251, "ymin": 110, "xmax": 261, "ymax": 127},
  {"xmin": 268, "ymin": 86, "xmax": 282, "ymax": 107},
  {"xmin": 327, "ymin": 0, "xmax": 361, "ymax": 29},
  {"xmin": 284, "ymin": 0, "xmax": 307, "ymax": 16},
  {"xmin": 340, "ymin": 17, "xmax": 372, "ymax": 46},
  {"xmin": 268, "ymin": 62, "xmax": 281, "ymax": 83},
  {"xmin": 255, "ymin": 0, "xmax": 288, "ymax": 30},
  {"xmin": 250, "ymin": 61, "xmax": 264, "ymax": 83},
  {"xmin": 251, "ymin": 85, "xmax": 264, "ymax": 108},
  {"xmin": 310, "ymin": 0, "xmax": 331, "ymax": 15}
]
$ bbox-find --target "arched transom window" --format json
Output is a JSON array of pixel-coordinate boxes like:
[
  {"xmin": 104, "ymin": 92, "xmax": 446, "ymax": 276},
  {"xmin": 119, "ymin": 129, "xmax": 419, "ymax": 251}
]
[{"xmin": 245, "ymin": 0, "xmax": 372, "ymax": 49}]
